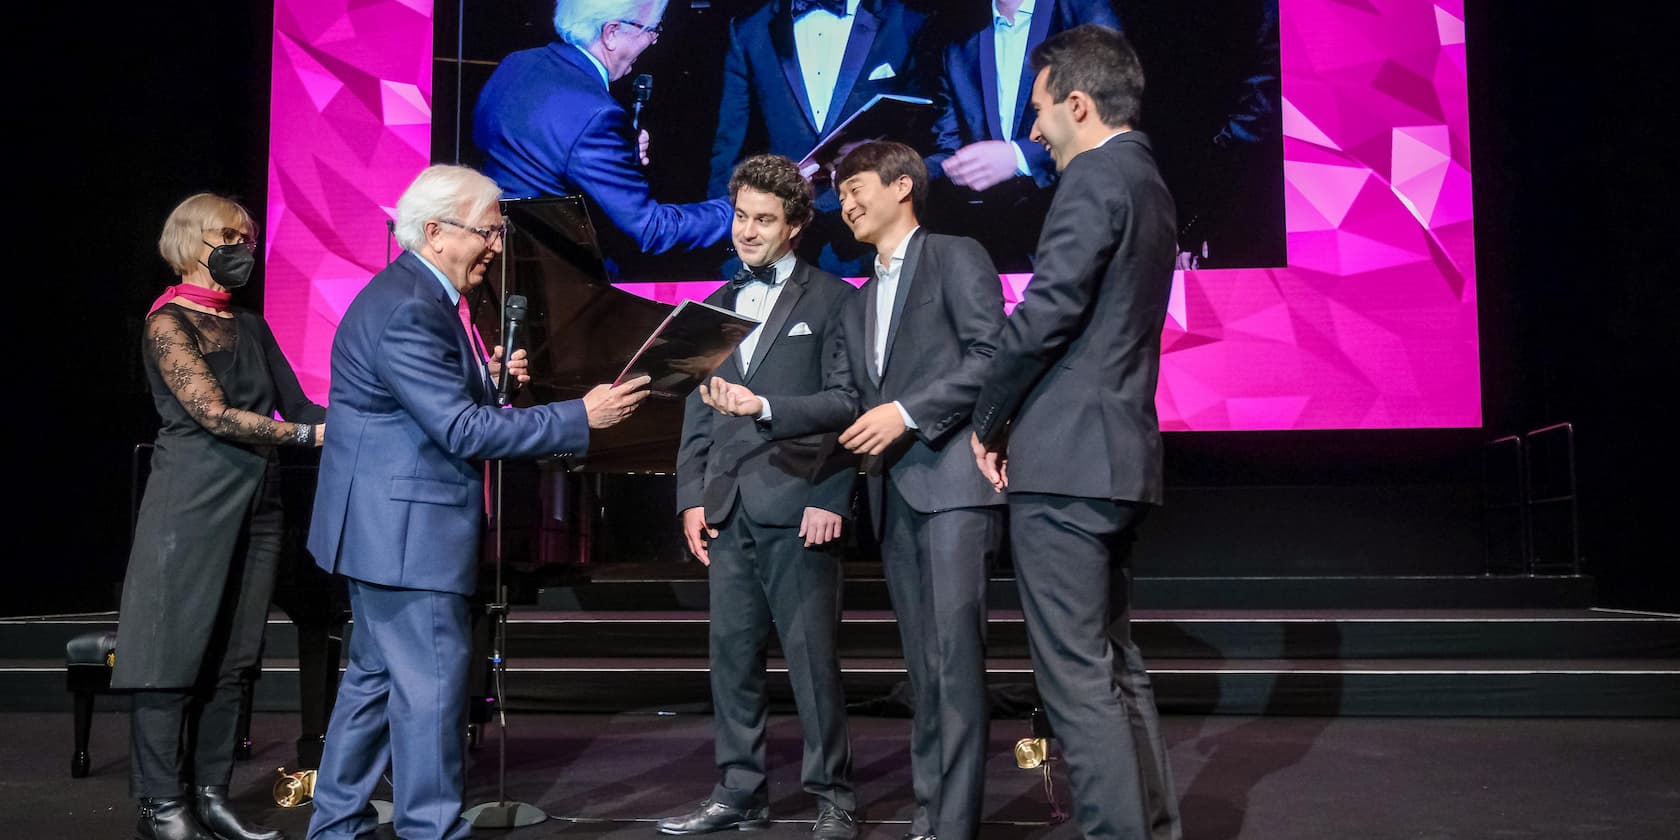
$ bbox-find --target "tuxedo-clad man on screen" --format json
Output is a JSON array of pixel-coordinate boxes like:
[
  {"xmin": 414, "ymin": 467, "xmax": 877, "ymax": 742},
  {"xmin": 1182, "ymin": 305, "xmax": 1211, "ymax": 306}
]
[
  {"xmin": 710, "ymin": 0, "xmax": 933, "ymax": 277},
  {"xmin": 705, "ymin": 141, "xmax": 1006, "ymax": 840},
  {"xmin": 925, "ymin": 0, "xmax": 1121, "ymax": 271},
  {"xmin": 970, "ymin": 25, "xmax": 1181, "ymax": 840},
  {"xmin": 659, "ymin": 154, "xmax": 861, "ymax": 840}
]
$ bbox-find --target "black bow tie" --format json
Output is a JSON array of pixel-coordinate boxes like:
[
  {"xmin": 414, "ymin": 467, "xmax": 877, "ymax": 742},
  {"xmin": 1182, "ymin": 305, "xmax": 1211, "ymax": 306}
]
[
  {"xmin": 791, "ymin": 0, "xmax": 847, "ymax": 18},
  {"xmin": 729, "ymin": 263, "xmax": 780, "ymax": 290}
]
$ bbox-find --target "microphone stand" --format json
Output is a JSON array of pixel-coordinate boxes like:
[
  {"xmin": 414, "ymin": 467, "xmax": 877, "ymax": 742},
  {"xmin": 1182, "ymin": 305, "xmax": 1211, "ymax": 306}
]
[{"xmin": 462, "ymin": 216, "xmax": 546, "ymax": 829}]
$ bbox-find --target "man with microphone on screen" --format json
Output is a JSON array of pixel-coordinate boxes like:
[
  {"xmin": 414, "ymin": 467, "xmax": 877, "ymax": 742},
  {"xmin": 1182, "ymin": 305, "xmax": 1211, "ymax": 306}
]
[{"xmin": 473, "ymin": 0, "xmax": 732, "ymax": 258}]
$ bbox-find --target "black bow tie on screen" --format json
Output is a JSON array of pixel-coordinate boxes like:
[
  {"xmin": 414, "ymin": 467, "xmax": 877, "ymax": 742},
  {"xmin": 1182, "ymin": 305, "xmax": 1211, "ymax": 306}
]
[
  {"xmin": 729, "ymin": 263, "xmax": 780, "ymax": 290},
  {"xmin": 791, "ymin": 0, "xmax": 847, "ymax": 18}
]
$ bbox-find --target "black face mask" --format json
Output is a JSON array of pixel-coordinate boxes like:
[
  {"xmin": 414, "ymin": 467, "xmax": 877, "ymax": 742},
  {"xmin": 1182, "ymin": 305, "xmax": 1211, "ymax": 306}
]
[{"xmin": 201, "ymin": 241, "xmax": 256, "ymax": 290}]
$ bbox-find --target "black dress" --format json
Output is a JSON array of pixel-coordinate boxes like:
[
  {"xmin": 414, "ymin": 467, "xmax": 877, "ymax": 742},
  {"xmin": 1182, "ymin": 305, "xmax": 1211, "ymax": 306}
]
[{"xmin": 113, "ymin": 303, "xmax": 325, "ymax": 690}]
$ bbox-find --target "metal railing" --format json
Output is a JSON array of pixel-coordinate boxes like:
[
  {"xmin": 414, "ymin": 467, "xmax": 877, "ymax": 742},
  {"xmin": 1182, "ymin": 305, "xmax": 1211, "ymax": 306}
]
[{"xmin": 1482, "ymin": 423, "xmax": 1581, "ymax": 575}]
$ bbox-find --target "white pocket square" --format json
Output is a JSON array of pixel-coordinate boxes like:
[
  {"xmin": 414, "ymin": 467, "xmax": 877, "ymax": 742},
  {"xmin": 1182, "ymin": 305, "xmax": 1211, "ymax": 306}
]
[
  {"xmin": 867, "ymin": 63, "xmax": 896, "ymax": 81},
  {"xmin": 787, "ymin": 321, "xmax": 813, "ymax": 337}
]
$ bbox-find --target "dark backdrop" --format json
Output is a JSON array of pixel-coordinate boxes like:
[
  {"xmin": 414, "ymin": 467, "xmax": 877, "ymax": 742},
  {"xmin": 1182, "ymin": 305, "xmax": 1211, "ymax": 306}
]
[{"xmin": 16, "ymin": 1, "xmax": 1676, "ymax": 616}]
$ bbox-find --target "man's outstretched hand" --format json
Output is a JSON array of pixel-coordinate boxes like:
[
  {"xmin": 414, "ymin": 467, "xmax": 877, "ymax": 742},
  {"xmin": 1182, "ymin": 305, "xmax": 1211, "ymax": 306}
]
[{"xmin": 584, "ymin": 375, "xmax": 651, "ymax": 429}]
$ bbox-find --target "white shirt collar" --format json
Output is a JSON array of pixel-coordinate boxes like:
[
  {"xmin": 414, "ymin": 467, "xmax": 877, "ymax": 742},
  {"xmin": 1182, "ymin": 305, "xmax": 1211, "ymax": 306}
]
[
  {"xmin": 877, "ymin": 225, "xmax": 920, "ymax": 276},
  {"xmin": 412, "ymin": 250, "xmax": 460, "ymax": 305},
  {"xmin": 1101, "ymin": 128, "xmax": 1134, "ymax": 147},
  {"xmin": 994, "ymin": 0, "xmax": 1035, "ymax": 27},
  {"xmin": 573, "ymin": 44, "xmax": 610, "ymax": 89}
]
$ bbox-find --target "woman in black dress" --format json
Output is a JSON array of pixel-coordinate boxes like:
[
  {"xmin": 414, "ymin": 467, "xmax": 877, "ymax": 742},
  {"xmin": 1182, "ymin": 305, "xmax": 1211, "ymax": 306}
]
[{"xmin": 113, "ymin": 193, "xmax": 326, "ymax": 840}]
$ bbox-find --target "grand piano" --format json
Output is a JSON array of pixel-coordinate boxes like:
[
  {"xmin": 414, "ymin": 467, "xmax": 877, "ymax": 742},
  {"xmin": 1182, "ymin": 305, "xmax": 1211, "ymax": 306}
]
[{"xmin": 468, "ymin": 195, "xmax": 704, "ymax": 572}]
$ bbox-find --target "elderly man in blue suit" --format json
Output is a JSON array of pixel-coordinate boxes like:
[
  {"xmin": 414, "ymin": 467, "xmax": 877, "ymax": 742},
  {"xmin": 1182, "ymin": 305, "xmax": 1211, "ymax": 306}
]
[
  {"xmin": 305, "ymin": 164, "xmax": 650, "ymax": 840},
  {"xmin": 474, "ymin": 0, "xmax": 731, "ymax": 258},
  {"xmin": 709, "ymin": 0, "xmax": 934, "ymax": 277},
  {"xmin": 926, "ymin": 0, "xmax": 1120, "ymax": 272}
]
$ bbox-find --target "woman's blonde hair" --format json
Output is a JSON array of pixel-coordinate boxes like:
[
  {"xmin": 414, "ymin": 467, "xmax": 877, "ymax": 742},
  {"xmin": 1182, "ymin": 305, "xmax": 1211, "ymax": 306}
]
[{"xmin": 158, "ymin": 193, "xmax": 256, "ymax": 276}]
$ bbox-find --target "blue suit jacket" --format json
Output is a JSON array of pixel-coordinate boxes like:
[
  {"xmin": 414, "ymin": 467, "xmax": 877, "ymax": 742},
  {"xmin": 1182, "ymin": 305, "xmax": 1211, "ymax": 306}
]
[
  {"xmin": 307, "ymin": 252, "xmax": 591, "ymax": 595},
  {"xmin": 926, "ymin": 0, "xmax": 1121, "ymax": 190},
  {"xmin": 708, "ymin": 0, "xmax": 932, "ymax": 199},
  {"xmin": 473, "ymin": 42, "xmax": 731, "ymax": 255}
]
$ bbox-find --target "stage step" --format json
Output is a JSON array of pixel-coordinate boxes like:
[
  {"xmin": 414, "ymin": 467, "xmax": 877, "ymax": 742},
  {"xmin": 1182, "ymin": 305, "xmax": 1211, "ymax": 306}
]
[
  {"xmin": 3, "ymin": 607, "xmax": 1676, "ymax": 717},
  {"xmin": 536, "ymin": 573, "xmax": 1598, "ymax": 611},
  {"xmin": 6, "ymin": 608, "xmax": 1674, "ymax": 662}
]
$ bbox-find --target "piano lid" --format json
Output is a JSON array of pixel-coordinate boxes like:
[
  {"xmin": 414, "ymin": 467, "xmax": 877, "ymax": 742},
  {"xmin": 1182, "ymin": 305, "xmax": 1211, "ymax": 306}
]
[{"xmin": 478, "ymin": 195, "xmax": 690, "ymax": 473}]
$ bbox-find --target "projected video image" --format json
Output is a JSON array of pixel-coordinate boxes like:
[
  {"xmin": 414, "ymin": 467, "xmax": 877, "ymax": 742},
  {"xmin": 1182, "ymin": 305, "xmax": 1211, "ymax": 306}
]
[
  {"xmin": 443, "ymin": 0, "xmax": 1284, "ymax": 280},
  {"xmin": 265, "ymin": 0, "xmax": 1480, "ymax": 430}
]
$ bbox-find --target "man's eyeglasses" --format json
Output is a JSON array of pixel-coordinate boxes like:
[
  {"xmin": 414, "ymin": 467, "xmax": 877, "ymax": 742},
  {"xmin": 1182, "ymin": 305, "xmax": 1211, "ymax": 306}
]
[
  {"xmin": 615, "ymin": 18, "xmax": 663, "ymax": 37},
  {"xmin": 204, "ymin": 226, "xmax": 257, "ymax": 252},
  {"xmin": 438, "ymin": 218, "xmax": 508, "ymax": 244}
]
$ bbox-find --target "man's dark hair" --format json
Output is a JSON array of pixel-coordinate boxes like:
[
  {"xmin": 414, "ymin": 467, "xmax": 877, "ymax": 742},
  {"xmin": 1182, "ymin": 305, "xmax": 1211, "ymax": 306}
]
[
  {"xmin": 728, "ymin": 154, "xmax": 816, "ymax": 228},
  {"xmin": 832, "ymin": 140, "xmax": 928, "ymax": 217},
  {"xmin": 1030, "ymin": 24, "xmax": 1145, "ymax": 129}
]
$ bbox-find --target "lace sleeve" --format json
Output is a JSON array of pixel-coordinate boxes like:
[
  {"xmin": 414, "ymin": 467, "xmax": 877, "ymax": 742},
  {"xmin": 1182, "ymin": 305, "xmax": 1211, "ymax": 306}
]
[{"xmin": 145, "ymin": 311, "xmax": 317, "ymax": 446}]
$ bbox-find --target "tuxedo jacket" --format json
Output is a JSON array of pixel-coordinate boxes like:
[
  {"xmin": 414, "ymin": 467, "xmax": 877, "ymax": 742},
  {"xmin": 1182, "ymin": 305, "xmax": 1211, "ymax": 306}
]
[
  {"xmin": 675, "ymin": 260, "xmax": 859, "ymax": 528},
  {"xmin": 769, "ymin": 230, "xmax": 1005, "ymax": 529},
  {"xmin": 972, "ymin": 132, "xmax": 1176, "ymax": 504},
  {"xmin": 707, "ymin": 0, "xmax": 933, "ymax": 200},
  {"xmin": 308, "ymin": 252, "xmax": 590, "ymax": 596},
  {"xmin": 473, "ymin": 42, "xmax": 731, "ymax": 254},
  {"xmin": 926, "ymin": 0, "xmax": 1121, "ymax": 190}
]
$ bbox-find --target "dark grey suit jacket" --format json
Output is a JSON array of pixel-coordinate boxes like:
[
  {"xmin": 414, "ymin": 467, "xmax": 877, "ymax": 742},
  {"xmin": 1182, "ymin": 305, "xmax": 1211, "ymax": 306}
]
[
  {"xmin": 770, "ymin": 229, "xmax": 1006, "ymax": 529},
  {"xmin": 675, "ymin": 260, "xmax": 859, "ymax": 527},
  {"xmin": 972, "ymin": 132, "xmax": 1177, "ymax": 504}
]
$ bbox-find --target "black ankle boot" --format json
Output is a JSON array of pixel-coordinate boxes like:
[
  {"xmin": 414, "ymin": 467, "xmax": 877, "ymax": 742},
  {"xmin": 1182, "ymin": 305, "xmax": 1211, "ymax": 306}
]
[
  {"xmin": 135, "ymin": 797, "xmax": 217, "ymax": 840},
  {"xmin": 193, "ymin": 786, "xmax": 283, "ymax": 840}
]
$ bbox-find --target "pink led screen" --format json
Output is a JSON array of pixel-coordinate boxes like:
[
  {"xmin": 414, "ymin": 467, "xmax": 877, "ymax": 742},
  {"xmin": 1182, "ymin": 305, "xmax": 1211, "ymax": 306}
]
[{"xmin": 266, "ymin": 0, "xmax": 1480, "ymax": 430}]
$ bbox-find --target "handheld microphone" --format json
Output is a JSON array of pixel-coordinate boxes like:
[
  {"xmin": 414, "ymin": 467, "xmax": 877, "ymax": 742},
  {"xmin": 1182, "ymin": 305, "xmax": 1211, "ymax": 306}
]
[
  {"xmin": 632, "ymin": 73, "xmax": 654, "ymax": 131},
  {"xmin": 497, "ymin": 294, "xmax": 528, "ymax": 406}
]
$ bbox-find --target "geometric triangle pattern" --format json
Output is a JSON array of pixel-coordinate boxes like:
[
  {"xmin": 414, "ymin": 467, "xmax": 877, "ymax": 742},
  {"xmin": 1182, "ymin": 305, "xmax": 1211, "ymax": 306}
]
[
  {"xmin": 264, "ymin": 0, "xmax": 1480, "ymax": 430},
  {"xmin": 264, "ymin": 0, "xmax": 433, "ymax": 402}
]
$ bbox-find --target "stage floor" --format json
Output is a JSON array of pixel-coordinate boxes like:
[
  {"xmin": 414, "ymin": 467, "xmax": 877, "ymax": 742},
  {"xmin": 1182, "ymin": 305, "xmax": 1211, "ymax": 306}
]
[{"xmin": 11, "ymin": 711, "xmax": 1678, "ymax": 839}]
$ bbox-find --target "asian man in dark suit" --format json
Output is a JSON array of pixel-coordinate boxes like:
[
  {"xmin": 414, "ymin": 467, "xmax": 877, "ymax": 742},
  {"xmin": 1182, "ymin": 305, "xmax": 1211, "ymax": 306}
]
[
  {"xmin": 709, "ymin": 0, "xmax": 933, "ymax": 277},
  {"xmin": 474, "ymin": 0, "xmax": 732, "ymax": 259},
  {"xmin": 706, "ymin": 141, "xmax": 1005, "ymax": 840},
  {"xmin": 925, "ymin": 0, "xmax": 1120, "ymax": 272},
  {"xmin": 970, "ymin": 26, "xmax": 1180, "ymax": 840},
  {"xmin": 659, "ymin": 155, "xmax": 861, "ymax": 840},
  {"xmin": 305, "ymin": 165, "xmax": 649, "ymax": 840}
]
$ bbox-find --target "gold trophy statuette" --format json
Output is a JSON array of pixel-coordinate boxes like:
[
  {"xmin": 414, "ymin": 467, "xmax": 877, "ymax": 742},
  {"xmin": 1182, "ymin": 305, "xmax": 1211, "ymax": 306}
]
[
  {"xmin": 274, "ymin": 767, "xmax": 317, "ymax": 807},
  {"xmin": 1014, "ymin": 736, "xmax": 1049, "ymax": 769}
]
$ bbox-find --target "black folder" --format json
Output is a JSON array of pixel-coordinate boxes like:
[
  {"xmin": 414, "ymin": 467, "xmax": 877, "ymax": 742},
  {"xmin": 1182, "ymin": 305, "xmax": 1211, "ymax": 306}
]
[
  {"xmin": 798, "ymin": 93, "xmax": 937, "ymax": 179},
  {"xmin": 613, "ymin": 299, "xmax": 759, "ymax": 398}
]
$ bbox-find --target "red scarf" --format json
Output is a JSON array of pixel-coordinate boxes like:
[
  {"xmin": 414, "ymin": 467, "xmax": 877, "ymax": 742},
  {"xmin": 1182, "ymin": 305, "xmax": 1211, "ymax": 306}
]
[{"xmin": 148, "ymin": 283, "xmax": 232, "ymax": 316}]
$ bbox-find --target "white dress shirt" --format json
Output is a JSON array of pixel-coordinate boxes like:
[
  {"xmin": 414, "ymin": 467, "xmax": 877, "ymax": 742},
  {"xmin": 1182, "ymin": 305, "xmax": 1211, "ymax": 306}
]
[
  {"xmin": 734, "ymin": 251, "xmax": 798, "ymax": 370},
  {"xmin": 794, "ymin": 0, "xmax": 863, "ymax": 132},
  {"xmin": 994, "ymin": 0, "xmax": 1036, "ymax": 176},
  {"xmin": 872, "ymin": 228, "xmax": 919, "ymax": 429}
]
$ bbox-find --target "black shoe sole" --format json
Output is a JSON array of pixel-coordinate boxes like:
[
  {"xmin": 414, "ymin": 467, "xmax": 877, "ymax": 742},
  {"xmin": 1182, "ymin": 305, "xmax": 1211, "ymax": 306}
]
[{"xmin": 658, "ymin": 819, "xmax": 771, "ymax": 835}]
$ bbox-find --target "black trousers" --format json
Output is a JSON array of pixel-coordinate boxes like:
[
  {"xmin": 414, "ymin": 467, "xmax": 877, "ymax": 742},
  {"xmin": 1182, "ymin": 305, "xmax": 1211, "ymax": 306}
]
[
  {"xmin": 707, "ymin": 504, "xmax": 854, "ymax": 812},
  {"xmin": 880, "ymin": 480, "xmax": 1001, "ymax": 840},
  {"xmin": 1008, "ymin": 493, "xmax": 1179, "ymax": 840},
  {"xmin": 130, "ymin": 681, "xmax": 241, "ymax": 798}
]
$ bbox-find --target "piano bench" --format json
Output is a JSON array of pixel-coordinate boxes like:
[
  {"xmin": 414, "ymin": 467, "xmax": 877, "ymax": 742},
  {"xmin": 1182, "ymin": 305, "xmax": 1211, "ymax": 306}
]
[{"xmin": 65, "ymin": 631, "xmax": 258, "ymax": 778}]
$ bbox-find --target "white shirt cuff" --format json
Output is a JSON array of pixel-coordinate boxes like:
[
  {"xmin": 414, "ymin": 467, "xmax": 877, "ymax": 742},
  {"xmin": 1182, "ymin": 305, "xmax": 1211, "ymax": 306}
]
[
  {"xmin": 894, "ymin": 400, "xmax": 917, "ymax": 430},
  {"xmin": 1013, "ymin": 142, "xmax": 1031, "ymax": 176},
  {"xmin": 756, "ymin": 398, "xmax": 772, "ymax": 422}
]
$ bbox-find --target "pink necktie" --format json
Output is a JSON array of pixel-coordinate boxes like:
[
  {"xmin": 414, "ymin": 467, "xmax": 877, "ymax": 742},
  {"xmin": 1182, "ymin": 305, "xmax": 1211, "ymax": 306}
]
[{"xmin": 456, "ymin": 295, "xmax": 486, "ymax": 362}]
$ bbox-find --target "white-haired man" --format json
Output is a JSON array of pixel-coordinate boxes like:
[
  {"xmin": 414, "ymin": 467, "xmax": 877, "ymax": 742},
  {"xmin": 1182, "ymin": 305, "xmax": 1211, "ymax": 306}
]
[
  {"xmin": 474, "ymin": 0, "xmax": 732, "ymax": 258},
  {"xmin": 305, "ymin": 164, "xmax": 649, "ymax": 840}
]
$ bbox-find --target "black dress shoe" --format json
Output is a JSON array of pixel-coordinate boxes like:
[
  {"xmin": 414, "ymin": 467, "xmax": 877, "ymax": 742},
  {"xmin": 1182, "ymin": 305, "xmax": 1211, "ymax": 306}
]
[
  {"xmin": 193, "ymin": 786, "xmax": 284, "ymax": 840},
  {"xmin": 657, "ymin": 800, "xmax": 770, "ymax": 835},
  {"xmin": 812, "ymin": 805, "xmax": 858, "ymax": 840},
  {"xmin": 135, "ymin": 797, "xmax": 217, "ymax": 840}
]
